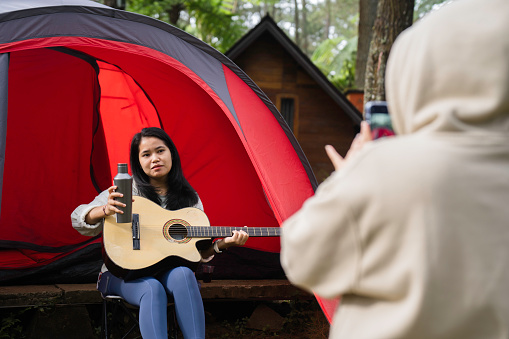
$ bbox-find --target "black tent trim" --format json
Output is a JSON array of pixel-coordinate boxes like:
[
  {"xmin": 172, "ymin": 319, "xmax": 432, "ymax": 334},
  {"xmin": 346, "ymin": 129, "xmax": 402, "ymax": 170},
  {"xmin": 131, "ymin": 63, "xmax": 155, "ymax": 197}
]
[{"xmin": 0, "ymin": 234, "xmax": 102, "ymax": 253}]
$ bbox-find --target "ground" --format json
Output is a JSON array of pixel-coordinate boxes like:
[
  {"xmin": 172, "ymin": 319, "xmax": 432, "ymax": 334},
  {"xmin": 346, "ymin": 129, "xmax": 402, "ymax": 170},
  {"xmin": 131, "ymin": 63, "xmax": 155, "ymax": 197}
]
[
  {"xmin": 204, "ymin": 299, "xmax": 329, "ymax": 339},
  {"xmin": 0, "ymin": 299, "xmax": 329, "ymax": 338}
]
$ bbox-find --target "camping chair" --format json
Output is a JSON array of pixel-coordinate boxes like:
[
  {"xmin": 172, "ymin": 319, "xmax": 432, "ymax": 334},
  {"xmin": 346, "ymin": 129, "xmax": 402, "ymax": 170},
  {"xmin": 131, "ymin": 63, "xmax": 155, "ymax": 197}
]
[{"xmin": 101, "ymin": 294, "xmax": 178, "ymax": 339}]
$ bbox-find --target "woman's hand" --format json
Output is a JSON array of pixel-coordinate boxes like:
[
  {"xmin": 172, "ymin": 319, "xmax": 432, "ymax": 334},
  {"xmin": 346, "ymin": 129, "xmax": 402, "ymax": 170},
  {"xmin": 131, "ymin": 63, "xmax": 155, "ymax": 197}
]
[
  {"xmin": 103, "ymin": 186, "xmax": 126, "ymax": 216},
  {"xmin": 325, "ymin": 121, "xmax": 372, "ymax": 171},
  {"xmin": 223, "ymin": 228, "xmax": 249, "ymax": 247},
  {"xmin": 201, "ymin": 228, "xmax": 249, "ymax": 259},
  {"xmin": 84, "ymin": 186, "xmax": 128, "ymax": 225}
]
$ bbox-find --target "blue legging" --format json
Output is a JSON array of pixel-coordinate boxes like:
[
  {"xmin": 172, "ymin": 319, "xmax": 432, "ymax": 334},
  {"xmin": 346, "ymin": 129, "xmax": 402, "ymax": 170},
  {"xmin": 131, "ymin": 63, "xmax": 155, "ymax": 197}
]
[{"xmin": 100, "ymin": 267, "xmax": 205, "ymax": 339}]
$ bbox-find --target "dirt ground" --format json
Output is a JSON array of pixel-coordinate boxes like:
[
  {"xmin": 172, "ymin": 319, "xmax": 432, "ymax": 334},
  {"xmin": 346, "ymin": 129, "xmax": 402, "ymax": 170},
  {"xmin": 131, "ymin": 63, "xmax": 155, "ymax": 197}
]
[
  {"xmin": 203, "ymin": 299, "xmax": 330, "ymax": 339},
  {"xmin": 99, "ymin": 298, "xmax": 330, "ymax": 338},
  {"xmin": 0, "ymin": 299, "xmax": 329, "ymax": 338}
]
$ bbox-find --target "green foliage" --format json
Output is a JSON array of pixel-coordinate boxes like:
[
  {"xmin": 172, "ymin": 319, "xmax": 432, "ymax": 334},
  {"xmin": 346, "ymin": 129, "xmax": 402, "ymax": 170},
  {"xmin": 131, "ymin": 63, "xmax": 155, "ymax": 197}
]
[
  {"xmin": 126, "ymin": 0, "xmax": 247, "ymax": 52},
  {"xmin": 0, "ymin": 307, "xmax": 37, "ymax": 339},
  {"xmin": 0, "ymin": 314, "xmax": 23, "ymax": 339},
  {"xmin": 127, "ymin": 0, "xmax": 177, "ymax": 22},
  {"xmin": 219, "ymin": 317, "xmax": 249, "ymax": 338},
  {"xmin": 186, "ymin": 0, "xmax": 246, "ymax": 51},
  {"xmin": 312, "ymin": 36, "xmax": 357, "ymax": 92},
  {"xmin": 98, "ymin": 0, "xmax": 450, "ymax": 97},
  {"xmin": 121, "ymin": 0, "xmax": 363, "ymax": 84}
]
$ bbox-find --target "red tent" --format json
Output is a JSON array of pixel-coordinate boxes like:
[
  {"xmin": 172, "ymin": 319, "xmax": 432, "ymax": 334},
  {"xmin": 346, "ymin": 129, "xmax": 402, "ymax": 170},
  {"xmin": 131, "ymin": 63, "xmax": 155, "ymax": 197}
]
[{"xmin": 0, "ymin": 0, "xmax": 317, "ymax": 286}]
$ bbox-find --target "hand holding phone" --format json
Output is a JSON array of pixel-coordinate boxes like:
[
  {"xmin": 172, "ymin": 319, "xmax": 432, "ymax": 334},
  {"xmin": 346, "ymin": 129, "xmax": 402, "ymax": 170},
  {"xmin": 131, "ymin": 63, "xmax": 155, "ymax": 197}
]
[
  {"xmin": 326, "ymin": 121, "xmax": 372, "ymax": 171},
  {"xmin": 364, "ymin": 101, "xmax": 395, "ymax": 139}
]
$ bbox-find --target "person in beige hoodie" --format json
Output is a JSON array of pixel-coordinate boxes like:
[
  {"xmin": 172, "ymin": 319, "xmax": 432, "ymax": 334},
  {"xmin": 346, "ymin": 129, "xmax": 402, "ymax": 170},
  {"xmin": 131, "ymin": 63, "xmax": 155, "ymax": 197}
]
[{"xmin": 280, "ymin": 0, "xmax": 509, "ymax": 338}]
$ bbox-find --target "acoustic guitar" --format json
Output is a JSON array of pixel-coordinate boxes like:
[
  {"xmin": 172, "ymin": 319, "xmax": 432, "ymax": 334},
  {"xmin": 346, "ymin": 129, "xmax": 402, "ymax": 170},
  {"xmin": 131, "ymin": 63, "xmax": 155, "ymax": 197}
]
[{"xmin": 103, "ymin": 196, "xmax": 281, "ymax": 280}]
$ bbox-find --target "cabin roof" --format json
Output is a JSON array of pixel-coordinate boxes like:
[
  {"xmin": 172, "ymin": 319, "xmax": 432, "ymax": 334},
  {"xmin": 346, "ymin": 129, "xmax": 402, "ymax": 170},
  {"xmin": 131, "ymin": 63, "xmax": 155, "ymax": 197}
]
[{"xmin": 226, "ymin": 15, "xmax": 362, "ymax": 124}]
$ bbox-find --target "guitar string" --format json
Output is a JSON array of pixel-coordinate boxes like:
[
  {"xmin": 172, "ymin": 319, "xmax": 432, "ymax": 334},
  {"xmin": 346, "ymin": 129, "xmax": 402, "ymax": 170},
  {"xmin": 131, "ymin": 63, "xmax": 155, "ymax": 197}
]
[
  {"xmin": 147, "ymin": 226, "xmax": 281, "ymax": 237},
  {"xmin": 117, "ymin": 228, "xmax": 280, "ymax": 238}
]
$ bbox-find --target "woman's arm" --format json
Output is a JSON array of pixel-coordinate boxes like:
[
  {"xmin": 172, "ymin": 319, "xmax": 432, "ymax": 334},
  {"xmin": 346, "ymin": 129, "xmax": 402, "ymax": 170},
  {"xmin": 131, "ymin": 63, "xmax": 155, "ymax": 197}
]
[
  {"xmin": 200, "ymin": 229, "xmax": 249, "ymax": 259},
  {"xmin": 280, "ymin": 122, "xmax": 372, "ymax": 298},
  {"xmin": 71, "ymin": 185, "xmax": 127, "ymax": 236}
]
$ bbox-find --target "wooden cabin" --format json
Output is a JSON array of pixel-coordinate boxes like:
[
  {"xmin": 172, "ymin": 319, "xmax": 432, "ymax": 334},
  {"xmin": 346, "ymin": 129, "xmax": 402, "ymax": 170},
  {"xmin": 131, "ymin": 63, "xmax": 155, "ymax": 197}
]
[{"xmin": 226, "ymin": 16, "xmax": 362, "ymax": 182}]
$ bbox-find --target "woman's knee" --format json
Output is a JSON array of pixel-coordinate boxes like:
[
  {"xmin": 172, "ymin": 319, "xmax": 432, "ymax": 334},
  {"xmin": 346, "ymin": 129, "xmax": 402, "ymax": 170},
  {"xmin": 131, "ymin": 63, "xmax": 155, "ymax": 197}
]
[
  {"xmin": 169, "ymin": 266, "xmax": 196, "ymax": 284},
  {"xmin": 162, "ymin": 266, "xmax": 199, "ymax": 294},
  {"xmin": 173, "ymin": 266, "xmax": 194, "ymax": 278},
  {"xmin": 139, "ymin": 278, "xmax": 167, "ymax": 303}
]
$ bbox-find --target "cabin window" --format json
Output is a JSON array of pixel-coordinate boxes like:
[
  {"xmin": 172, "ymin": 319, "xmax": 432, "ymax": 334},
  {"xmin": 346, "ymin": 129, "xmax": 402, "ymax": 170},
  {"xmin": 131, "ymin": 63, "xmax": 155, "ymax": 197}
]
[
  {"xmin": 280, "ymin": 98, "xmax": 295, "ymax": 128},
  {"xmin": 276, "ymin": 94, "xmax": 299, "ymax": 138}
]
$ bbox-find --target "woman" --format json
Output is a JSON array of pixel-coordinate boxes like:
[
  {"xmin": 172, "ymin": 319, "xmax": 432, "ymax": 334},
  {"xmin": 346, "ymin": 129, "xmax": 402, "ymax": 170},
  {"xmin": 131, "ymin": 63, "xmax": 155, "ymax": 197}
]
[
  {"xmin": 72, "ymin": 127, "xmax": 248, "ymax": 339},
  {"xmin": 281, "ymin": 1, "xmax": 509, "ymax": 338}
]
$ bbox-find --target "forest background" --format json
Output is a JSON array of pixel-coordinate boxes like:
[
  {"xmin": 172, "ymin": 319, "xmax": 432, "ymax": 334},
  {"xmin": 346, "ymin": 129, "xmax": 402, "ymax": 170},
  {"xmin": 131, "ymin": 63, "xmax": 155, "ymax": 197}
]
[{"xmin": 97, "ymin": 0, "xmax": 451, "ymax": 99}]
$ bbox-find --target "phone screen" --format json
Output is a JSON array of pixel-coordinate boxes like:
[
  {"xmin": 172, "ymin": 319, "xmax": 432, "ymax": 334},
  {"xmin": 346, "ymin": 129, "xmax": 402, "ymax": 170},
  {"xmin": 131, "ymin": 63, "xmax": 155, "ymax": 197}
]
[{"xmin": 364, "ymin": 101, "xmax": 395, "ymax": 139}]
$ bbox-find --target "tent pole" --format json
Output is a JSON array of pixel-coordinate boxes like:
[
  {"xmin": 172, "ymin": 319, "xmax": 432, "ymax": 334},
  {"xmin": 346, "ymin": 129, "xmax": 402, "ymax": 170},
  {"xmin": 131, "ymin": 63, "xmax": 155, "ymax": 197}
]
[{"xmin": 0, "ymin": 53, "xmax": 9, "ymax": 217}]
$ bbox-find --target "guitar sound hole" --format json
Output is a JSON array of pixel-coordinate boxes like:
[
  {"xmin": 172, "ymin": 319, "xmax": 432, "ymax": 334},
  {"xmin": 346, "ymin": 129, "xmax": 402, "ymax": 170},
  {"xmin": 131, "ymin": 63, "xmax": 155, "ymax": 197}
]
[{"xmin": 168, "ymin": 223, "xmax": 188, "ymax": 241}]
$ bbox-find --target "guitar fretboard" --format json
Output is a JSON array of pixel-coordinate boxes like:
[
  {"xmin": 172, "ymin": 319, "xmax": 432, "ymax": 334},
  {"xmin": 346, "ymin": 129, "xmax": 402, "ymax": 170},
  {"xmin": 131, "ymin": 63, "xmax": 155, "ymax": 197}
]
[{"xmin": 187, "ymin": 226, "xmax": 280, "ymax": 237}]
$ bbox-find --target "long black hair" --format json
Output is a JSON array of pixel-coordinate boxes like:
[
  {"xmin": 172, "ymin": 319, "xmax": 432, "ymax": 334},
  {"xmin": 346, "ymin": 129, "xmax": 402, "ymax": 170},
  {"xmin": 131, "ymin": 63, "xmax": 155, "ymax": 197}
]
[{"xmin": 130, "ymin": 127, "xmax": 198, "ymax": 210}]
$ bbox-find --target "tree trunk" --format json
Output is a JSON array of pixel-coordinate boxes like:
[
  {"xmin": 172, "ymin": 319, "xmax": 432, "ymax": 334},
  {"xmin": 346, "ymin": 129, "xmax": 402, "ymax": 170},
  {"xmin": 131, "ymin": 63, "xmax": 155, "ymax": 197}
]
[
  {"xmin": 323, "ymin": 0, "xmax": 331, "ymax": 40},
  {"xmin": 355, "ymin": 0, "xmax": 378, "ymax": 89},
  {"xmin": 103, "ymin": 0, "xmax": 125, "ymax": 10},
  {"xmin": 167, "ymin": 3, "xmax": 185, "ymax": 26},
  {"xmin": 301, "ymin": 0, "xmax": 308, "ymax": 54},
  {"xmin": 364, "ymin": 0, "xmax": 414, "ymax": 107},
  {"xmin": 293, "ymin": 0, "xmax": 300, "ymax": 47},
  {"xmin": 270, "ymin": 4, "xmax": 277, "ymax": 20}
]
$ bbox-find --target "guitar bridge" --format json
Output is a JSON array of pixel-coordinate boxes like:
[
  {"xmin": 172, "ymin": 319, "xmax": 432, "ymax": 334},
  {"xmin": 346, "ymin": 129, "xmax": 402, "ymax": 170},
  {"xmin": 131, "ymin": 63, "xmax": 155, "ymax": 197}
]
[{"xmin": 132, "ymin": 213, "xmax": 140, "ymax": 250}]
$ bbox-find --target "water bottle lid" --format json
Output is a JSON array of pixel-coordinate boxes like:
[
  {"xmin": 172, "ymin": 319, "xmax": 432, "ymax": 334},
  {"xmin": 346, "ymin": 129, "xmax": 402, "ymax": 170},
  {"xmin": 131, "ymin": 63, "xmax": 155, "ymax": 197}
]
[{"xmin": 117, "ymin": 163, "xmax": 128, "ymax": 173}]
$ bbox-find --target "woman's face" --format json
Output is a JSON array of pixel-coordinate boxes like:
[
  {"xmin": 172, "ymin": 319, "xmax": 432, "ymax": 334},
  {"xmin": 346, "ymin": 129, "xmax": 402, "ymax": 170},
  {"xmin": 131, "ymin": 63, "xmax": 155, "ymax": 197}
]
[{"xmin": 138, "ymin": 136, "xmax": 173, "ymax": 181}]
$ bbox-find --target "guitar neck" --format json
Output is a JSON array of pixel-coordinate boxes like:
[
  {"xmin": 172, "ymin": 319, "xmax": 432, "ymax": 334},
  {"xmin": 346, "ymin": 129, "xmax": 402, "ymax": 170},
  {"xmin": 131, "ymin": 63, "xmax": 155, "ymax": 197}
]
[{"xmin": 187, "ymin": 226, "xmax": 281, "ymax": 238}]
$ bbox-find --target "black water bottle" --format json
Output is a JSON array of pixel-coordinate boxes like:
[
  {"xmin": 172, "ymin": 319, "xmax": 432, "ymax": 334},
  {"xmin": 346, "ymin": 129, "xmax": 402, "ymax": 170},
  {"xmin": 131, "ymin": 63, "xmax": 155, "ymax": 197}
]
[{"xmin": 113, "ymin": 163, "xmax": 132, "ymax": 223}]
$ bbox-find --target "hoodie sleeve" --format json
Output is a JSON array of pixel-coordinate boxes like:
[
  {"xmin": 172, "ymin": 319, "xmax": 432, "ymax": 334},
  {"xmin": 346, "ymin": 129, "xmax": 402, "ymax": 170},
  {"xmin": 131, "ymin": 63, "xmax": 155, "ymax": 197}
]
[
  {"xmin": 281, "ymin": 170, "xmax": 361, "ymax": 299},
  {"xmin": 70, "ymin": 189, "xmax": 109, "ymax": 237}
]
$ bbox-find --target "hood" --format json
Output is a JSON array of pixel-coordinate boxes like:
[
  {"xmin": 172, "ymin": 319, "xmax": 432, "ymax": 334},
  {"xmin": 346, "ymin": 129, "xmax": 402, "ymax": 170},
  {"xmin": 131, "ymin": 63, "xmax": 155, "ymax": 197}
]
[{"xmin": 385, "ymin": 0, "xmax": 509, "ymax": 135}]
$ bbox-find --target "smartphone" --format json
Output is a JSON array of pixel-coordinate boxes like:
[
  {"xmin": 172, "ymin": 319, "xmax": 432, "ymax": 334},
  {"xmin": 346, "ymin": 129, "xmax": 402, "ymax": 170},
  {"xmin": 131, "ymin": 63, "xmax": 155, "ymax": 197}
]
[{"xmin": 364, "ymin": 101, "xmax": 395, "ymax": 139}]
